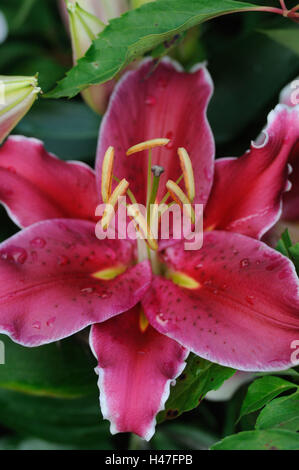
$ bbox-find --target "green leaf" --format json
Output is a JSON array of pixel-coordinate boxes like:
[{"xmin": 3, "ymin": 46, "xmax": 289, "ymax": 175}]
[
  {"xmin": 0, "ymin": 389, "xmax": 112, "ymax": 448},
  {"xmin": 276, "ymin": 230, "xmax": 299, "ymax": 273},
  {"xmin": 0, "ymin": 436, "xmax": 82, "ymax": 450},
  {"xmin": 276, "ymin": 228, "xmax": 292, "ymax": 258},
  {"xmin": 211, "ymin": 429, "xmax": 299, "ymax": 450},
  {"xmin": 14, "ymin": 99, "xmax": 101, "ymax": 162},
  {"xmin": 153, "ymin": 422, "xmax": 218, "ymax": 450},
  {"xmin": 259, "ymin": 26, "xmax": 299, "ymax": 56},
  {"xmin": 289, "ymin": 243, "xmax": 299, "ymax": 273},
  {"xmin": 239, "ymin": 376, "xmax": 297, "ymax": 420},
  {"xmin": 256, "ymin": 391, "xmax": 299, "ymax": 432},
  {"xmin": 158, "ymin": 353, "xmax": 235, "ymax": 423},
  {"xmin": 0, "ymin": 333, "xmax": 97, "ymax": 398},
  {"xmin": 46, "ymin": 0, "xmax": 263, "ymax": 99}
]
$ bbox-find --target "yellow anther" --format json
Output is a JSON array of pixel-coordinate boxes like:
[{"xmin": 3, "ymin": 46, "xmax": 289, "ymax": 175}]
[
  {"xmin": 167, "ymin": 270, "xmax": 201, "ymax": 289},
  {"xmin": 166, "ymin": 180, "xmax": 195, "ymax": 224},
  {"xmin": 126, "ymin": 138, "xmax": 170, "ymax": 156},
  {"xmin": 178, "ymin": 148, "xmax": 195, "ymax": 202},
  {"xmin": 92, "ymin": 264, "xmax": 127, "ymax": 280},
  {"xmin": 127, "ymin": 204, "xmax": 158, "ymax": 251},
  {"xmin": 101, "ymin": 146, "xmax": 114, "ymax": 203},
  {"xmin": 139, "ymin": 308, "xmax": 149, "ymax": 333},
  {"xmin": 101, "ymin": 178, "xmax": 129, "ymax": 230}
]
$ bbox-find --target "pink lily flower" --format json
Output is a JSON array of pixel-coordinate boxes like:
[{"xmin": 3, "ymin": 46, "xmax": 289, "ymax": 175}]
[
  {"xmin": 266, "ymin": 78, "xmax": 299, "ymax": 245},
  {"xmin": 0, "ymin": 59, "xmax": 298, "ymax": 440},
  {"xmin": 277, "ymin": 78, "xmax": 299, "ymax": 242}
]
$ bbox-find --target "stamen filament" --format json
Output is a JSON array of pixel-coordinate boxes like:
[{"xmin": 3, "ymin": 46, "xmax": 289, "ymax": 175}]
[
  {"xmin": 101, "ymin": 146, "xmax": 114, "ymax": 203},
  {"xmin": 101, "ymin": 178, "xmax": 129, "ymax": 230},
  {"xmin": 160, "ymin": 174, "xmax": 183, "ymax": 205},
  {"xmin": 166, "ymin": 180, "xmax": 195, "ymax": 224},
  {"xmin": 146, "ymin": 149, "xmax": 152, "ymax": 207},
  {"xmin": 127, "ymin": 204, "xmax": 158, "ymax": 251},
  {"xmin": 126, "ymin": 138, "xmax": 170, "ymax": 156},
  {"xmin": 113, "ymin": 175, "xmax": 137, "ymax": 204},
  {"xmin": 178, "ymin": 147, "xmax": 195, "ymax": 202}
]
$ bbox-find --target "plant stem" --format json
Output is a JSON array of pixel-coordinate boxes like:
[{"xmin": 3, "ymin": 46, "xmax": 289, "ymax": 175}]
[{"xmin": 128, "ymin": 433, "xmax": 147, "ymax": 450}]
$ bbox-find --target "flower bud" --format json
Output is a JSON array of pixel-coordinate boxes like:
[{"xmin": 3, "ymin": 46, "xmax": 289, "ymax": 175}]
[
  {"xmin": 61, "ymin": 0, "xmax": 129, "ymax": 27},
  {"xmin": 62, "ymin": 1, "xmax": 154, "ymax": 115},
  {"xmin": 0, "ymin": 75, "xmax": 40, "ymax": 143},
  {"xmin": 0, "ymin": 10, "xmax": 8, "ymax": 44},
  {"xmin": 62, "ymin": 0, "xmax": 130, "ymax": 114}
]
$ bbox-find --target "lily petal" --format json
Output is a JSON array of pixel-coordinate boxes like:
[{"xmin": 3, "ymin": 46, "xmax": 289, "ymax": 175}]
[
  {"xmin": 204, "ymin": 105, "xmax": 299, "ymax": 238},
  {"xmin": 0, "ymin": 219, "xmax": 151, "ymax": 346},
  {"xmin": 143, "ymin": 231, "xmax": 299, "ymax": 371},
  {"xmin": 282, "ymin": 141, "xmax": 299, "ymax": 221},
  {"xmin": 90, "ymin": 306, "xmax": 187, "ymax": 440},
  {"xmin": 279, "ymin": 77, "xmax": 299, "ymax": 107},
  {"xmin": 0, "ymin": 136, "xmax": 99, "ymax": 227},
  {"xmin": 96, "ymin": 58, "xmax": 214, "ymax": 205}
]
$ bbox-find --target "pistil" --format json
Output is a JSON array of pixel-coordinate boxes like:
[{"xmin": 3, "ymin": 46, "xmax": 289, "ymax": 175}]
[{"xmin": 147, "ymin": 165, "xmax": 164, "ymax": 225}]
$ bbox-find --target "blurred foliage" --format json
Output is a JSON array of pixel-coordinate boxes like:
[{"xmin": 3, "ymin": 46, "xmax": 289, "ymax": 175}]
[{"xmin": 0, "ymin": 0, "xmax": 298, "ymax": 451}]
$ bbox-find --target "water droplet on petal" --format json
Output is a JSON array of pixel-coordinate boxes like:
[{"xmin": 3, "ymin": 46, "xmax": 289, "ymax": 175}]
[
  {"xmin": 46, "ymin": 317, "xmax": 56, "ymax": 327},
  {"xmin": 145, "ymin": 95, "xmax": 156, "ymax": 106},
  {"xmin": 16, "ymin": 250, "xmax": 27, "ymax": 264},
  {"xmin": 100, "ymin": 292, "xmax": 110, "ymax": 299},
  {"xmin": 32, "ymin": 321, "xmax": 41, "ymax": 330},
  {"xmin": 195, "ymin": 263, "xmax": 203, "ymax": 269},
  {"xmin": 30, "ymin": 237, "xmax": 46, "ymax": 248},
  {"xmin": 240, "ymin": 258, "xmax": 250, "ymax": 268},
  {"xmin": 156, "ymin": 312, "xmax": 168, "ymax": 326},
  {"xmin": 165, "ymin": 131, "xmax": 174, "ymax": 149},
  {"xmin": 80, "ymin": 287, "xmax": 95, "ymax": 294},
  {"xmin": 0, "ymin": 246, "xmax": 27, "ymax": 264}
]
